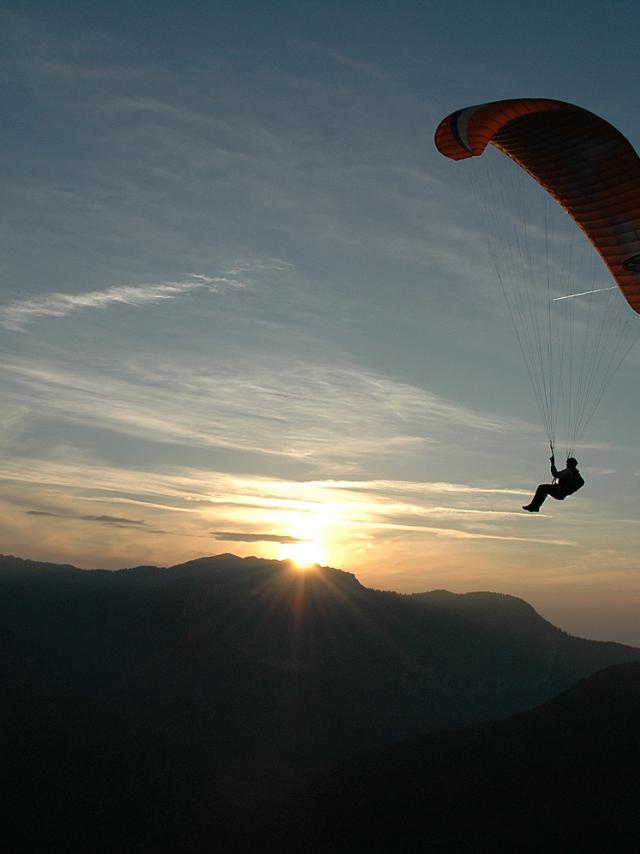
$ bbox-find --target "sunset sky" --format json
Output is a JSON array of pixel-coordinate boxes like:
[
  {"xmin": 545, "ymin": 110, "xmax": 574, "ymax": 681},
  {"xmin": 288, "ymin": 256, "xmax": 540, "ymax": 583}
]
[{"xmin": 2, "ymin": 1, "xmax": 640, "ymax": 644}]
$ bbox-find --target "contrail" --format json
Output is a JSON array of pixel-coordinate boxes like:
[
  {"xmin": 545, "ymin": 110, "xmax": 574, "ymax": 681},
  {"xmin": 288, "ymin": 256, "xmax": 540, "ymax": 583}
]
[{"xmin": 552, "ymin": 286, "xmax": 616, "ymax": 302}]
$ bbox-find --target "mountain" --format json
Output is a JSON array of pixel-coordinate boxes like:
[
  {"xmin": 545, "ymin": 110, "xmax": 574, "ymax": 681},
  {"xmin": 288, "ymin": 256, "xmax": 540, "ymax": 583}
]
[
  {"xmin": 1, "ymin": 553, "xmax": 638, "ymax": 852},
  {"xmin": 281, "ymin": 662, "xmax": 640, "ymax": 853}
]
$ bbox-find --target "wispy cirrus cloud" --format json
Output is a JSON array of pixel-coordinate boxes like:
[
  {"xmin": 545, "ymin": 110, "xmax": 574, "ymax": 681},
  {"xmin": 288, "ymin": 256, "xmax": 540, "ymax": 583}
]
[
  {"xmin": 4, "ymin": 456, "xmax": 571, "ymax": 550},
  {"xmin": 291, "ymin": 39, "xmax": 385, "ymax": 78},
  {"xmin": 0, "ymin": 406, "xmax": 30, "ymax": 453},
  {"xmin": 352, "ymin": 519, "xmax": 573, "ymax": 546},
  {"xmin": 308, "ymin": 479, "xmax": 530, "ymax": 497},
  {"xmin": 1, "ymin": 355, "xmax": 530, "ymax": 471},
  {"xmin": 0, "ymin": 274, "xmax": 245, "ymax": 331},
  {"xmin": 3, "ymin": 458, "xmax": 528, "ymax": 514}
]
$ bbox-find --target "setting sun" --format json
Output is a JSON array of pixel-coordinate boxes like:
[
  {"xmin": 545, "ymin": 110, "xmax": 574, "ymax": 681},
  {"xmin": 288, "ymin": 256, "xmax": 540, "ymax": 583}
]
[
  {"xmin": 276, "ymin": 509, "xmax": 332, "ymax": 567},
  {"xmin": 279, "ymin": 540, "xmax": 327, "ymax": 568}
]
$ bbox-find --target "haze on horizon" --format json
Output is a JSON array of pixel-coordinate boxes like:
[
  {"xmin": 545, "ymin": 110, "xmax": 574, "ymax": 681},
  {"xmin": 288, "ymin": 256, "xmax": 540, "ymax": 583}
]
[{"xmin": 1, "ymin": 1, "xmax": 639, "ymax": 645}]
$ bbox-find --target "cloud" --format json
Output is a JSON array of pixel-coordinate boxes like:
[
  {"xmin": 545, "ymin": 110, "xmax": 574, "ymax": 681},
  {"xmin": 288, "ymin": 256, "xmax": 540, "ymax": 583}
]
[
  {"xmin": 0, "ymin": 274, "xmax": 245, "ymax": 331},
  {"xmin": 0, "ymin": 406, "xmax": 30, "ymax": 452},
  {"xmin": 26, "ymin": 508, "xmax": 166, "ymax": 531},
  {"xmin": 7, "ymin": 458, "xmax": 570, "ymax": 552},
  {"xmin": 292, "ymin": 39, "xmax": 384, "ymax": 78},
  {"xmin": 211, "ymin": 531, "xmax": 303, "ymax": 543},
  {"xmin": 353, "ymin": 519, "xmax": 573, "ymax": 546},
  {"xmin": 2, "ymin": 356, "xmax": 531, "ymax": 473},
  {"xmin": 80, "ymin": 514, "xmax": 147, "ymax": 526},
  {"xmin": 25, "ymin": 510, "xmax": 61, "ymax": 518},
  {"xmin": 309, "ymin": 478, "xmax": 531, "ymax": 497}
]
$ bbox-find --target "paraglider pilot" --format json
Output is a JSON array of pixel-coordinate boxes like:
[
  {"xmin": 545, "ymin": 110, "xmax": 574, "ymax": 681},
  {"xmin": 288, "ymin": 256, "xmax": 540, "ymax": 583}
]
[{"xmin": 523, "ymin": 455, "xmax": 584, "ymax": 512}]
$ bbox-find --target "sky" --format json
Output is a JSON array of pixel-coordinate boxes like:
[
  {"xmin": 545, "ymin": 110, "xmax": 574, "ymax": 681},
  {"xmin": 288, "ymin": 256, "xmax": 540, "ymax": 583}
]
[{"xmin": 2, "ymin": 0, "xmax": 640, "ymax": 644}]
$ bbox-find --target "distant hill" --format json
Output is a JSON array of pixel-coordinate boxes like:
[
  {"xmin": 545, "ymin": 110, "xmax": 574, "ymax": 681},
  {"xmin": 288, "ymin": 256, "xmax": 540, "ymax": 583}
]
[
  {"xmin": 281, "ymin": 662, "xmax": 640, "ymax": 853},
  {"xmin": 1, "ymin": 553, "xmax": 638, "ymax": 853}
]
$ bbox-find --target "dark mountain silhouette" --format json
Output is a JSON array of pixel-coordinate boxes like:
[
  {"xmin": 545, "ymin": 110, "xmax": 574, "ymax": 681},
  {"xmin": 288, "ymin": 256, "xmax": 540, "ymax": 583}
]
[
  {"xmin": 278, "ymin": 662, "xmax": 640, "ymax": 853},
  {"xmin": 1, "ymin": 553, "xmax": 638, "ymax": 852}
]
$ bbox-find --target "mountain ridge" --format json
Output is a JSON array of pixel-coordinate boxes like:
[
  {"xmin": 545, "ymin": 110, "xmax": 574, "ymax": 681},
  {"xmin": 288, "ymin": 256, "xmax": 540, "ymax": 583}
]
[
  {"xmin": 1, "ymin": 552, "xmax": 638, "ymax": 852},
  {"xmin": 281, "ymin": 661, "xmax": 640, "ymax": 852},
  {"xmin": 0, "ymin": 552, "xmax": 614, "ymax": 640}
]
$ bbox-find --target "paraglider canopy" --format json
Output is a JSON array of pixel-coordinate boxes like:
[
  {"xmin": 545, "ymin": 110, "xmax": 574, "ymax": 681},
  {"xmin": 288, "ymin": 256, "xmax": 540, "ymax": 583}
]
[
  {"xmin": 435, "ymin": 98, "xmax": 640, "ymax": 314},
  {"xmin": 435, "ymin": 99, "xmax": 640, "ymax": 454}
]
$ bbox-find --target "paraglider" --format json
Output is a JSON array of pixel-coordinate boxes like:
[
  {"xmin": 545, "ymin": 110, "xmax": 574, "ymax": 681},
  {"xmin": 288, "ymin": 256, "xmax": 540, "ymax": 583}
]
[
  {"xmin": 522, "ymin": 455, "xmax": 584, "ymax": 512},
  {"xmin": 435, "ymin": 99, "xmax": 640, "ymax": 509}
]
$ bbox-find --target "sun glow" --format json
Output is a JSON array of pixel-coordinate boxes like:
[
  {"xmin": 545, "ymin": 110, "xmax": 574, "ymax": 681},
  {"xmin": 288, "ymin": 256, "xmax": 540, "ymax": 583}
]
[
  {"xmin": 277, "ymin": 511, "xmax": 332, "ymax": 568},
  {"xmin": 279, "ymin": 513, "xmax": 327, "ymax": 569},
  {"xmin": 279, "ymin": 540, "xmax": 327, "ymax": 568}
]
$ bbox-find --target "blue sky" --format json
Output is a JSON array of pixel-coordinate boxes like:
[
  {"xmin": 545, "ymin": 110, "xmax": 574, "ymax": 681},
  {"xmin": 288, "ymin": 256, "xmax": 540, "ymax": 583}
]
[{"xmin": 2, "ymin": 1, "xmax": 640, "ymax": 643}]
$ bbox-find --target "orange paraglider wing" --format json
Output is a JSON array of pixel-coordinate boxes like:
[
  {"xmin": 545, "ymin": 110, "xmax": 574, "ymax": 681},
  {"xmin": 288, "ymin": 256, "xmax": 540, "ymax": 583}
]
[{"xmin": 435, "ymin": 98, "xmax": 640, "ymax": 314}]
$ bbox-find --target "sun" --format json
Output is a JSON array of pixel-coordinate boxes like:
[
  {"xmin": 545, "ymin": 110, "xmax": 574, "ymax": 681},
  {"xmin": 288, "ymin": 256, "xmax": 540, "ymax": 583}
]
[
  {"xmin": 279, "ymin": 540, "xmax": 327, "ymax": 569},
  {"xmin": 277, "ymin": 511, "xmax": 331, "ymax": 568}
]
